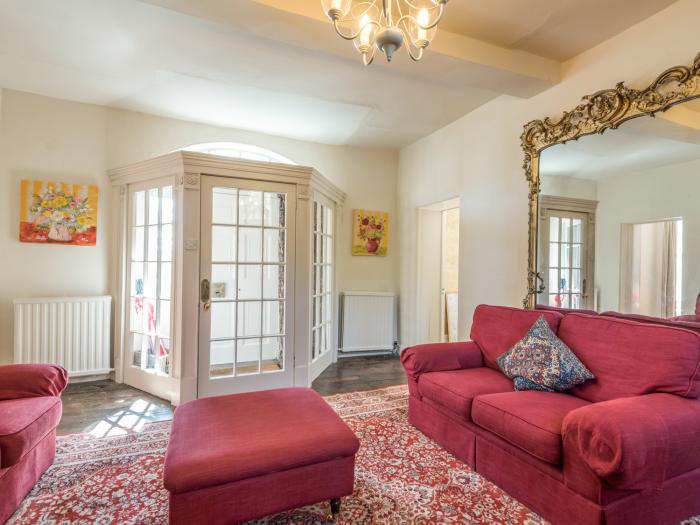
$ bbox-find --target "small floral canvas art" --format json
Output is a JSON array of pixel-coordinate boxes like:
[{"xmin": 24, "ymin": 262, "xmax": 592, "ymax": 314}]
[
  {"xmin": 19, "ymin": 180, "xmax": 98, "ymax": 245},
  {"xmin": 352, "ymin": 209, "xmax": 389, "ymax": 256}
]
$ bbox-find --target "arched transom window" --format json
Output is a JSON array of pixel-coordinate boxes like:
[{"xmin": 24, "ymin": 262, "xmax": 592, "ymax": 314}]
[{"xmin": 182, "ymin": 142, "xmax": 295, "ymax": 165}]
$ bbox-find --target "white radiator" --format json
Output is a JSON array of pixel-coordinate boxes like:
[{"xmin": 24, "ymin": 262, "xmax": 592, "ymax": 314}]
[
  {"xmin": 13, "ymin": 296, "xmax": 112, "ymax": 377},
  {"xmin": 339, "ymin": 292, "xmax": 397, "ymax": 354}
]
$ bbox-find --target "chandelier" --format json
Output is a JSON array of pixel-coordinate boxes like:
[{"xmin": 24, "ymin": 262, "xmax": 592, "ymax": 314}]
[{"xmin": 322, "ymin": 0, "xmax": 449, "ymax": 65}]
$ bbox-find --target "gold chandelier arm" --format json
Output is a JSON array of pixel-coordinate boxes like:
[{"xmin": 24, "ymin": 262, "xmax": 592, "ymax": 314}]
[{"xmin": 362, "ymin": 48, "xmax": 376, "ymax": 66}]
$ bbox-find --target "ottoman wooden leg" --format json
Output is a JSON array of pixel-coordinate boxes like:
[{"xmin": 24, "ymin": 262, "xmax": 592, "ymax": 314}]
[{"xmin": 326, "ymin": 498, "xmax": 341, "ymax": 522}]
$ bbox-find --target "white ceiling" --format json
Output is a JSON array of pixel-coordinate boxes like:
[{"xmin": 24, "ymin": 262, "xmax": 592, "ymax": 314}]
[
  {"xmin": 441, "ymin": 0, "xmax": 678, "ymax": 61},
  {"xmin": 541, "ymin": 106, "xmax": 700, "ymax": 180},
  {"xmin": 0, "ymin": 0, "xmax": 680, "ymax": 148}
]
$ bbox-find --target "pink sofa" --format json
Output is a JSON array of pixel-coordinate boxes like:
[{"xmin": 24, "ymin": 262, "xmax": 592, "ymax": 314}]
[
  {"xmin": 600, "ymin": 311, "xmax": 700, "ymax": 335},
  {"xmin": 669, "ymin": 293, "xmax": 700, "ymax": 323},
  {"xmin": 401, "ymin": 305, "xmax": 700, "ymax": 525},
  {"xmin": 0, "ymin": 364, "xmax": 67, "ymax": 523}
]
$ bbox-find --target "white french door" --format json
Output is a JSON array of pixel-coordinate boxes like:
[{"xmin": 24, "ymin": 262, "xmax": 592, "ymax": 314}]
[
  {"xmin": 124, "ymin": 179, "xmax": 178, "ymax": 400},
  {"xmin": 539, "ymin": 210, "xmax": 593, "ymax": 309},
  {"xmin": 198, "ymin": 176, "xmax": 296, "ymax": 397},
  {"xmin": 309, "ymin": 195, "xmax": 336, "ymax": 381}
]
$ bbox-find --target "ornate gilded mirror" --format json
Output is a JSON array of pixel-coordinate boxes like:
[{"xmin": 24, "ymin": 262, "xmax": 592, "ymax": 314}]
[{"xmin": 522, "ymin": 52, "xmax": 700, "ymax": 320}]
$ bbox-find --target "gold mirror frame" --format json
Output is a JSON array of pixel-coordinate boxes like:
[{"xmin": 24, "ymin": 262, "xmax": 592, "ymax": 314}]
[{"xmin": 521, "ymin": 51, "xmax": 700, "ymax": 308}]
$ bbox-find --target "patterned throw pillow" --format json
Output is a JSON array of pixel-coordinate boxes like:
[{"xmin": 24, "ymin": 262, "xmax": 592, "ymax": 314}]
[
  {"xmin": 513, "ymin": 376, "xmax": 555, "ymax": 392},
  {"xmin": 497, "ymin": 316, "xmax": 594, "ymax": 392}
]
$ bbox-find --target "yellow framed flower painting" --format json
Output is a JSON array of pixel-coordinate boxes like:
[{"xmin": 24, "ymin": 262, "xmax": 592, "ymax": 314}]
[
  {"xmin": 352, "ymin": 209, "xmax": 389, "ymax": 256},
  {"xmin": 19, "ymin": 180, "xmax": 98, "ymax": 245}
]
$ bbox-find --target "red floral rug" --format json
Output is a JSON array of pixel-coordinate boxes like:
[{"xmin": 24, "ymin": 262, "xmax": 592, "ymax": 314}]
[{"xmin": 8, "ymin": 386, "xmax": 699, "ymax": 525}]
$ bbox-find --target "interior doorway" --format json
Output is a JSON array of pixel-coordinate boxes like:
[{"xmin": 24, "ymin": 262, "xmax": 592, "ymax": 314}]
[
  {"xmin": 619, "ymin": 218, "xmax": 683, "ymax": 318},
  {"xmin": 416, "ymin": 198, "xmax": 460, "ymax": 344}
]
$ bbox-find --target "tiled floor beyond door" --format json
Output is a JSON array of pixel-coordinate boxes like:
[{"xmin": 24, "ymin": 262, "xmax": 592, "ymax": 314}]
[{"xmin": 58, "ymin": 354, "xmax": 405, "ymax": 435}]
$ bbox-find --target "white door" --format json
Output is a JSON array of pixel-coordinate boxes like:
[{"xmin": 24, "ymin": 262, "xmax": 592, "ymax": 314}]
[
  {"xmin": 539, "ymin": 210, "xmax": 593, "ymax": 310},
  {"xmin": 124, "ymin": 180, "xmax": 179, "ymax": 400},
  {"xmin": 309, "ymin": 196, "xmax": 336, "ymax": 381},
  {"xmin": 198, "ymin": 176, "xmax": 296, "ymax": 397}
]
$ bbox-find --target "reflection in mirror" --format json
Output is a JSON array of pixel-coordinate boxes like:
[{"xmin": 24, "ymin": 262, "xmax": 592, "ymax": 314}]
[{"xmin": 537, "ymin": 99, "xmax": 700, "ymax": 325}]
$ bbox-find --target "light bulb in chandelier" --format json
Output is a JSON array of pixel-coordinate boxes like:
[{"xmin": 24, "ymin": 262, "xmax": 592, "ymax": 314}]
[
  {"xmin": 354, "ymin": 14, "xmax": 375, "ymax": 53},
  {"xmin": 321, "ymin": 0, "xmax": 352, "ymax": 20},
  {"xmin": 411, "ymin": 7, "xmax": 436, "ymax": 48},
  {"xmin": 323, "ymin": 0, "xmax": 449, "ymax": 65}
]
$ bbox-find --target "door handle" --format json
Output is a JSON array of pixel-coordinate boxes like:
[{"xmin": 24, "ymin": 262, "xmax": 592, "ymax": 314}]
[{"xmin": 201, "ymin": 278, "xmax": 211, "ymax": 311}]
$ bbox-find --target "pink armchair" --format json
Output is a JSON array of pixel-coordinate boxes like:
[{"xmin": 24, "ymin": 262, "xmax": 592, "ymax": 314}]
[{"xmin": 0, "ymin": 364, "xmax": 67, "ymax": 523}]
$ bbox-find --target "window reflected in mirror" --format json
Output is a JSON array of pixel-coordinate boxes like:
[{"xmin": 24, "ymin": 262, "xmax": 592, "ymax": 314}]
[{"xmin": 537, "ymin": 98, "xmax": 700, "ymax": 324}]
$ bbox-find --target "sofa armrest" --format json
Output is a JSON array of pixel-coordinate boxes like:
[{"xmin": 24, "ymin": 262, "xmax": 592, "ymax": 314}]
[
  {"xmin": 401, "ymin": 341, "xmax": 484, "ymax": 380},
  {"xmin": 563, "ymin": 393, "xmax": 700, "ymax": 490},
  {"xmin": 0, "ymin": 364, "xmax": 68, "ymax": 400}
]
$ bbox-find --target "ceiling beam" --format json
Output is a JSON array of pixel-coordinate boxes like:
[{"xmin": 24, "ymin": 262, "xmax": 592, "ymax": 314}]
[{"xmin": 139, "ymin": 0, "xmax": 561, "ymax": 98}]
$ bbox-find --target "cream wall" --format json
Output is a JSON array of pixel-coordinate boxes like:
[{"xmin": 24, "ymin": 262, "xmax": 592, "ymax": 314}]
[
  {"xmin": 0, "ymin": 90, "xmax": 109, "ymax": 365},
  {"xmin": 540, "ymin": 174, "xmax": 597, "ymax": 201},
  {"xmin": 595, "ymin": 158, "xmax": 700, "ymax": 314},
  {"xmin": 398, "ymin": 0, "xmax": 700, "ymax": 347},
  {"xmin": 0, "ymin": 89, "xmax": 398, "ymax": 363}
]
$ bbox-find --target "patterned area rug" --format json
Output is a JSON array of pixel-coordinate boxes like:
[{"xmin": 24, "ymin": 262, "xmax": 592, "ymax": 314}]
[{"xmin": 8, "ymin": 386, "xmax": 698, "ymax": 524}]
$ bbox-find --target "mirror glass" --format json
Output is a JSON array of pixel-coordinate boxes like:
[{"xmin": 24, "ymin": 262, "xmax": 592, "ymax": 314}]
[{"xmin": 537, "ymin": 98, "xmax": 700, "ymax": 324}]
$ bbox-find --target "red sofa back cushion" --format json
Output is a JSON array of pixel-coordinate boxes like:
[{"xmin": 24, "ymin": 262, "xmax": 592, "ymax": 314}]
[
  {"xmin": 558, "ymin": 314, "xmax": 700, "ymax": 402},
  {"xmin": 470, "ymin": 305, "xmax": 564, "ymax": 370},
  {"xmin": 601, "ymin": 311, "xmax": 700, "ymax": 335}
]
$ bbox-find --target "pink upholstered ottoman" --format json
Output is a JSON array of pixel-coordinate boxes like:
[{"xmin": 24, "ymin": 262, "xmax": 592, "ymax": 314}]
[{"xmin": 164, "ymin": 387, "xmax": 360, "ymax": 525}]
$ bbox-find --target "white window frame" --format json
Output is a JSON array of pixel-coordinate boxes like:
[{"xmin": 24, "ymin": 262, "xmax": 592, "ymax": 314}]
[
  {"xmin": 538, "ymin": 195, "xmax": 598, "ymax": 310},
  {"xmin": 182, "ymin": 142, "xmax": 295, "ymax": 165}
]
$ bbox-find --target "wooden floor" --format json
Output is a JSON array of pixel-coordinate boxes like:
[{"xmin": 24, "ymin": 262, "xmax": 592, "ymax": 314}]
[{"xmin": 58, "ymin": 354, "xmax": 405, "ymax": 435}]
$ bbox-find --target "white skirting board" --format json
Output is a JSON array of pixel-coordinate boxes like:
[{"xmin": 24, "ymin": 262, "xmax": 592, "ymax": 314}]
[
  {"xmin": 13, "ymin": 296, "xmax": 112, "ymax": 378},
  {"xmin": 339, "ymin": 292, "xmax": 398, "ymax": 355}
]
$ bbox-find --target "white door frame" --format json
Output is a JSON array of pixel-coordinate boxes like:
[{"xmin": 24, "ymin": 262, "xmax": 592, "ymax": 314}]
[{"xmin": 197, "ymin": 175, "xmax": 296, "ymax": 397}]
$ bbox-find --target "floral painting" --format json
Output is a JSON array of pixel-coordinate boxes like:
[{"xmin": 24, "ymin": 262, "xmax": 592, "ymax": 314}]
[
  {"xmin": 19, "ymin": 180, "xmax": 98, "ymax": 245},
  {"xmin": 352, "ymin": 209, "xmax": 389, "ymax": 256}
]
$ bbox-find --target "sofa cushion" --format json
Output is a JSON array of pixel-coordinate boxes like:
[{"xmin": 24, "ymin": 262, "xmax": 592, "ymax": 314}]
[
  {"xmin": 601, "ymin": 311, "xmax": 700, "ymax": 335},
  {"xmin": 497, "ymin": 316, "xmax": 594, "ymax": 392},
  {"xmin": 472, "ymin": 391, "xmax": 590, "ymax": 464},
  {"xmin": 418, "ymin": 367, "xmax": 513, "ymax": 421},
  {"xmin": 558, "ymin": 314, "xmax": 700, "ymax": 402},
  {"xmin": 0, "ymin": 396, "xmax": 62, "ymax": 468},
  {"xmin": 470, "ymin": 305, "xmax": 564, "ymax": 370}
]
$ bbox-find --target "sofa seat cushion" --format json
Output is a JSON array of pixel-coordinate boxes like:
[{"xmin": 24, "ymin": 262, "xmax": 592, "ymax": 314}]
[
  {"xmin": 0, "ymin": 396, "xmax": 62, "ymax": 468},
  {"xmin": 164, "ymin": 388, "xmax": 360, "ymax": 494},
  {"xmin": 472, "ymin": 391, "xmax": 590, "ymax": 464},
  {"xmin": 418, "ymin": 368, "xmax": 513, "ymax": 421}
]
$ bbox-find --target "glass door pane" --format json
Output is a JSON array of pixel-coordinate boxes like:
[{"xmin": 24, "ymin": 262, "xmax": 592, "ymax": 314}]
[
  {"xmin": 208, "ymin": 185, "xmax": 287, "ymax": 378},
  {"xmin": 543, "ymin": 212, "xmax": 588, "ymax": 310},
  {"xmin": 128, "ymin": 185, "xmax": 174, "ymax": 376},
  {"xmin": 312, "ymin": 200, "xmax": 334, "ymax": 361}
]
